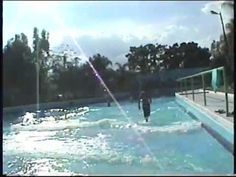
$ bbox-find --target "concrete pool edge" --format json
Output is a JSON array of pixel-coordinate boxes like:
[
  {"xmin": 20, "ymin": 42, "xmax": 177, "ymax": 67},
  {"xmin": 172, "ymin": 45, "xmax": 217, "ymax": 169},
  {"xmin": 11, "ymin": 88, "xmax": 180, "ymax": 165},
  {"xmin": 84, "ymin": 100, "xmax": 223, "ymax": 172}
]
[{"xmin": 175, "ymin": 93, "xmax": 234, "ymax": 154}]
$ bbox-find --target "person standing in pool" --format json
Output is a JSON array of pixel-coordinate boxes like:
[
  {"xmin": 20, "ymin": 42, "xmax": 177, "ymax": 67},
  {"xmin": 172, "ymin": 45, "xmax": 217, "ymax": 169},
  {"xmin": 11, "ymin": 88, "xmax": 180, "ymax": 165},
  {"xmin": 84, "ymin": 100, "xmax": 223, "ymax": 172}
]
[{"xmin": 138, "ymin": 90, "xmax": 152, "ymax": 122}]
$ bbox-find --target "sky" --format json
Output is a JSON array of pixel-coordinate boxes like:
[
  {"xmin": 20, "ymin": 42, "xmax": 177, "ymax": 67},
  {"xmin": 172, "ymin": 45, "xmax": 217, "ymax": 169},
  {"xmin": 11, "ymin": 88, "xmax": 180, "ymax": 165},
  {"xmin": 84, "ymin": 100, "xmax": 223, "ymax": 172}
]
[{"xmin": 3, "ymin": 1, "xmax": 234, "ymax": 65}]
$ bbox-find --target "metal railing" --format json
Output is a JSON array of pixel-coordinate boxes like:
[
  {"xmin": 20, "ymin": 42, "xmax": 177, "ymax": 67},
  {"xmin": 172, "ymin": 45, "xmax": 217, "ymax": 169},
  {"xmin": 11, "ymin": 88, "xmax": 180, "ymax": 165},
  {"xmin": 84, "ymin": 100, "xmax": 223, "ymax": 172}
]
[{"xmin": 176, "ymin": 66, "xmax": 229, "ymax": 116}]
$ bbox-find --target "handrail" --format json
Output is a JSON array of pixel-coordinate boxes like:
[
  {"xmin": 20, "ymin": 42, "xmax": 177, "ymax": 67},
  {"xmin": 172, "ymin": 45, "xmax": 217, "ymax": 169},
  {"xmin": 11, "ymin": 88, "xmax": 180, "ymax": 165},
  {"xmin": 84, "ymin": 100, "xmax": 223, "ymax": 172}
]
[
  {"xmin": 176, "ymin": 66, "xmax": 224, "ymax": 81},
  {"xmin": 176, "ymin": 66, "xmax": 229, "ymax": 117}
]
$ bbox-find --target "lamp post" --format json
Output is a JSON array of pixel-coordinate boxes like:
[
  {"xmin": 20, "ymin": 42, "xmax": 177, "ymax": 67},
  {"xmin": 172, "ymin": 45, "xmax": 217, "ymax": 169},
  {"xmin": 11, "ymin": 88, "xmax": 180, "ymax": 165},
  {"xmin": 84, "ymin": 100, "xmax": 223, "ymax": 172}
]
[
  {"xmin": 210, "ymin": 10, "xmax": 230, "ymax": 63},
  {"xmin": 36, "ymin": 39, "xmax": 40, "ymax": 119},
  {"xmin": 210, "ymin": 10, "xmax": 230, "ymax": 116}
]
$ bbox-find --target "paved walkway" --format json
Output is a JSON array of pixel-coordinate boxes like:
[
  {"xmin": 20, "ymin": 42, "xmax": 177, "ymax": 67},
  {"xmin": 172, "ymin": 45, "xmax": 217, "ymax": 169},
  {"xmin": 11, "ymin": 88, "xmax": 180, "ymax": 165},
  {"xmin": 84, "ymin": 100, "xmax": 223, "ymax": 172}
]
[{"xmin": 177, "ymin": 89, "xmax": 234, "ymax": 123}]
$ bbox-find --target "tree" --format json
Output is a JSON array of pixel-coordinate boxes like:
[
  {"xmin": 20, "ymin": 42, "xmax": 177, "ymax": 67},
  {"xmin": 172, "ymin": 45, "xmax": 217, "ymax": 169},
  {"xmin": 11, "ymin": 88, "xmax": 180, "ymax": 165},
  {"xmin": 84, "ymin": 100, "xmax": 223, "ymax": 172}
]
[
  {"xmin": 5, "ymin": 31, "xmax": 140, "ymax": 105},
  {"xmin": 89, "ymin": 53, "xmax": 112, "ymax": 72},
  {"xmin": 88, "ymin": 53, "xmax": 113, "ymax": 95},
  {"xmin": 3, "ymin": 33, "xmax": 36, "ymax": 106},
  {"xmin": 115, "ymin": 63, "xmax": 129, "ymax": 91},
  {"xmin": 63, "ymin": 54, "xmax": 67, "ymax": 68},
  {"xmin": 163, "ymin": 42, "xmax": 210, "ymax": 69},
  {"xmin": 32, "ymin": 27, "xmax": 51, "ymax": 102},
  {"xmin": 144, "ymin": 43, "xmax": 157, "ymax": 72},
  {"xmin": 73, "ymin": 57, "xmax": 81, "ymax": 67},
  {"xmin": 126, "ymin": 42, "xmax": 210, "ymax": 73},
  {"xmin": 125, "ymin": 46, "xmax": 138, "ymax": 71},
  {"xmin": 135, "ymin": 45, "xmax": 150, "ymax": 73},
  {"xmin": 226, "ymin": 19, "xmax": 234, "ymax": 77},
  {"xmin": 126, "ymin": 45, "xmax": 150, "ymax": 73},
  {"xmin": 209, "ymin": 18, "xmax": 234, "ymax": 85},
  {"xmin": 161, "ymin": 43, "xmax": 182, "ymax": 69}
]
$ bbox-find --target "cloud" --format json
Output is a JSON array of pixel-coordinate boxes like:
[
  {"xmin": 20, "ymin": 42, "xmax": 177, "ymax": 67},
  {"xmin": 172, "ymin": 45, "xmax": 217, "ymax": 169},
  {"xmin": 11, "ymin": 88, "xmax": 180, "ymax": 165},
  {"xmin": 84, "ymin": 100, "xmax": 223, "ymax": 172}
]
[
  {"xmin": 201, "ymin": 1, "xmax": 223, "ymax": 14},
  {"xmin": 53, "ymin": 34, "xmax": 137, "ymax": 65},
  {"xmin": 50, "ymin": 6, "xmax": 219, "ymax": 61},
  {"xmin": 51, "ymin": 21, "xmax": 212, "ymax": 66},
  {"xmin": 153, "ymin": 24, "xmax": 213, "ymax": 47},
  {"xmin": 196, "ymin": 35, "xmax": 214, "ymax": 48},
  {"xmin": 4, "ymin": 1, "xmax": 224, "ymax": 65},
  {"xmin": 201, "ymin": 1, "xmax": 234, "ymax": 23},
  {"xmin": 49, "ymin": 17, "xmax": 187, "ymax": 48}
]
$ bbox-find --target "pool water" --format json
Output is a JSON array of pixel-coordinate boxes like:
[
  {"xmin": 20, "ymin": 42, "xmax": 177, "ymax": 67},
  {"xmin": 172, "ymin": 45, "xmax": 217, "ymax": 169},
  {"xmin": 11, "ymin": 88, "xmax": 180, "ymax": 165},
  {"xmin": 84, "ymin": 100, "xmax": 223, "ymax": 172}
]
[{"xmin": 3, "ymin": 97, "xmax": 234, "ymax": 175}]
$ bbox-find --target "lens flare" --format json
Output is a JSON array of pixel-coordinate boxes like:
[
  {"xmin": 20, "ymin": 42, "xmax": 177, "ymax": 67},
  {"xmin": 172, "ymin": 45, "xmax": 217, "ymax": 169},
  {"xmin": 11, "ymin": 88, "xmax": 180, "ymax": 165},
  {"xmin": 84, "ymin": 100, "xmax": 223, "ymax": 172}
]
[{"xmin": 38, "ymin": 12, "xmax": 160, "ymax": 166}]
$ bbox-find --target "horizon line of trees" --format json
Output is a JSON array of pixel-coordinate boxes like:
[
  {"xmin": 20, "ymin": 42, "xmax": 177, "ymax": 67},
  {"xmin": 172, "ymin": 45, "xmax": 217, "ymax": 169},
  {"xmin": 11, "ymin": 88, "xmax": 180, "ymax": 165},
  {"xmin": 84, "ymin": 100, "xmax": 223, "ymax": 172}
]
[{"xmin": 3, "ymin": 23, "xmax": 233, "ymax": 107}]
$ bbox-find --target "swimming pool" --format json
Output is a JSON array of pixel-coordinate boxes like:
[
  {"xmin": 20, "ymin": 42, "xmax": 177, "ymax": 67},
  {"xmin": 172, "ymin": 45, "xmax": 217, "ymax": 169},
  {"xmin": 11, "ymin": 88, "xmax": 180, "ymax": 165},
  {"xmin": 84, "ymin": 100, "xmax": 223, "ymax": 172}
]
[{"xmin": 3, "ymin": 97, "xmax": 234, "ymax": 175}]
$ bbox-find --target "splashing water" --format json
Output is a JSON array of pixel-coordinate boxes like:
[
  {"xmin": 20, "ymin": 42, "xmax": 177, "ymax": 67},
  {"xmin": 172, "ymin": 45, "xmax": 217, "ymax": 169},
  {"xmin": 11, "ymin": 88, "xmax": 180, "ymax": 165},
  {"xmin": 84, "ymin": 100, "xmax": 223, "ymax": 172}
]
[{"xmin": 3, "ymin": 99, "xmax": 233, "ymax": 175}]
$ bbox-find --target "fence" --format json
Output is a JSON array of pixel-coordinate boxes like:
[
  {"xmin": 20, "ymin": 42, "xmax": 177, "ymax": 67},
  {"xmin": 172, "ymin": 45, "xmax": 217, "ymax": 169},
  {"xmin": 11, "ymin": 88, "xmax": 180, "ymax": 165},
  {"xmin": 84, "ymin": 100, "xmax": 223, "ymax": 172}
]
[{"xmin": 176, "ymin": 66, "xmax": 230, "ymax": 116}]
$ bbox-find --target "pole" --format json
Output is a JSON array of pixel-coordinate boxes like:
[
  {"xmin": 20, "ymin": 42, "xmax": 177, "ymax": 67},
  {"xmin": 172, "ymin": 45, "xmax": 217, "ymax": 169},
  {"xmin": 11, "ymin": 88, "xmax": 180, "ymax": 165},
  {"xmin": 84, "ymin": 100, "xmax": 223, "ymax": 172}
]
[
  {"xmin": 219, "ymin": 12, "xmax": 231, "ymax": 69},
  {"xmin": 185, "ymin": 79, "xmax": 187, "ymax": 97},
  {"xmin": 220, "ymin": 13, "xmax": 230, "ymax": 116},
  {"xmin": 191, "ymin": 77, "xmax": 194, "ymax": 101},
  {"xmin": 36, "ymin": 39, "xmax": 40, "ymax": 119},
  {"xmin": 222, "ymin": 67, "xmax": 229, "ymax": 116},
  {"xmin": 219, "ymin": 13, "xmax": 229, "ymax": 53},
  {"xmin": 202, "ymin": 74, "xmax": 206, "ymax": 106},
  {"xmin": 179, "ymin": 81, "xmax": 183, "ymax": 93}
]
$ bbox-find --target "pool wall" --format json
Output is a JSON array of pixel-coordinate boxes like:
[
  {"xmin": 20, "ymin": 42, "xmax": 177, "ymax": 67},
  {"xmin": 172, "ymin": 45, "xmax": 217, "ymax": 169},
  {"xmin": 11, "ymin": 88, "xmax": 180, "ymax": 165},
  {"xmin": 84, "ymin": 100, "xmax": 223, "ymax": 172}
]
[
  {"xmin": 3, "ymin": 93, "xmax": 130, "ymax": 115},
  {"xmin": 175, "ymin": 94, "xmax": 234, "ymax": 154}
]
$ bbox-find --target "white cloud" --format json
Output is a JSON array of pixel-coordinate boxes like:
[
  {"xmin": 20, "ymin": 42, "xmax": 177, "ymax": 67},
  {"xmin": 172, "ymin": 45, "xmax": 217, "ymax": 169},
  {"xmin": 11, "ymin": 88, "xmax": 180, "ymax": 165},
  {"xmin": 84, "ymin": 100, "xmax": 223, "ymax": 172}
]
[
  {"xmin": 201, "ymin": 1, "xmax": 223, "ymax": 14},
  {"xmin": 50, "ymin": 31, "xmax": 65, "ymax": 48},
  {"xmin": 193, "ymin": 27, "xmax": 199, "ymax": 33},
  {"xmin": 51, "ymin": 21, "xmax": 214, "ymax": 66},
  {"xmin": 4, "ymin": 1, "xmax": 224, "ymax": 64},
  {"xmin": 201, "ymin": 1, "xmax": 234, "ymax": 23},
  {"xmin": 49, "ymin": 17, "xmax": 188, "ymax": 49},
  {"xmin": 195, "ymin": 35, "xmax": 213, "ymax": 48},
  {"xmin": 156, "ymin": 25, "xmax": 193, "ymax": 45},
  {"xmin": 18, "ymin": 1, "xmax": 59, "ymax": 14}
]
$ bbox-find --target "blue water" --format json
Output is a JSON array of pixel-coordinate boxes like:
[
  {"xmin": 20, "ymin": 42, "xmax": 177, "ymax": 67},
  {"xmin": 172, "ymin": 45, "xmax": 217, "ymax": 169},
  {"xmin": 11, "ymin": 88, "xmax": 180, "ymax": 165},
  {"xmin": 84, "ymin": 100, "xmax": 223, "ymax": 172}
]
[{"xmin": 3, "ymin": 97, "xmax": 233, "ymax": 175}]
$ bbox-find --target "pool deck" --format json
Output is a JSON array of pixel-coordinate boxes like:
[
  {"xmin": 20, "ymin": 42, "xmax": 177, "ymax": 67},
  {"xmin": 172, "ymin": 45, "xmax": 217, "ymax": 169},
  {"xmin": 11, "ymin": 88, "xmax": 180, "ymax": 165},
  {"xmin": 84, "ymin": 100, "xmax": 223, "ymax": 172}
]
[{"xmin": 176, "ymin": 89, "xmax": 234, "ymax": 124}]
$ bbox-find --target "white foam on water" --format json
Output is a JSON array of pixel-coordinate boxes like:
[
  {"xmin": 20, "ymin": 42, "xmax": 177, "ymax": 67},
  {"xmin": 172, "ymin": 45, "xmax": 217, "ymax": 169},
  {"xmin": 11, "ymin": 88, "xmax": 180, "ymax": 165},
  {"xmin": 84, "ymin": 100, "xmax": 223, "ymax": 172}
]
[
  {"xmin": 4, "ymin": 132, "xmax": 126, "ymax": 166},
  {"xmin": 43, "ymin": 111, "xmax": 87, "ymax": 122},
  {"xmin": 134, "ymin": 121, "xmax": 202, "ymax": 134},
  {"xmin": 21, "ymin": 112, "xmax": 37, "ymax": 125},
  {"xmin": 140, "ymin": 154, "xmax": 157, "ymax": 165},
  {"xmin": 150, "ymin": 111, "xmax": 156, "ymax": 114},
  {"xmin": 79, "ymin": 117, "xmax": 87, "ymax": 120},
  {"xmin": 22, "ymin": 106, "xmax": 90, "ymax": 120},
  {"xmin": 44, "ymin": 116, "xmax": 56, "ymax": 121},
  {"xmin": 49, "ymin": 108, "xmax": 64, "ymax": 112},
  {"xmin": 4, "ymin": 123, "xmax": 200, "ymax": 173},
  {"xmin": 137, "ymin": 120, "xmax": 152, "ymax": 125},
  {"xmin": 188, "ymin": 162, "xmax": 204, "ymax": 172},
  {"xmin": 6, "ymin": 119, "xmax": 202, "ymax": 163},
  {"xmin": 12, "ymin": 158, "xmax": 79, "ymax": 176},
  {"xmin": 11, "ymin": 107, "xmax": 91, "ymax": 131},
  {"xmin": 12, "ymin": 118, "xmax": 126, "ymax": 132},
  {"xmin": 11, "ymin": 119, "xmax": 81, "ymax": 132},
  {"xmin": 77, "ymin": 106, "xmax": 89, "ymax": 112},
  {"xmin": 90, "ymin": 108, "xmax": 101, "ymax": 111},
  {"xmin": 11, "ymin": 115, "xmax": 202, "ymax": 135},
  {"xmin": 167, "ymin": 106, "xmax": 178, "ymax": 110},
  {"xmin": 4, "ymin": 138, "xmax": 161, "ymax": 168},
  {"xmin": 48, "ymin": 106, "xmax": 89, "ymax": 113}
]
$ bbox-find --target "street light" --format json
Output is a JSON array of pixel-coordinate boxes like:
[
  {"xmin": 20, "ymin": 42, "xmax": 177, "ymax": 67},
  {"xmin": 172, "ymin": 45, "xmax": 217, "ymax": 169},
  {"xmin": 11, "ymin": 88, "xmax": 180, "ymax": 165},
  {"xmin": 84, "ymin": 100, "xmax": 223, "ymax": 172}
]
[
  {"xmin": 36, "ymin": 39, "xmax": 40, "ymax": 119},
  {"xmin": 210, "ymin": 10, "xmax": 229, "ymax": 60},
  {"xmin": 210, "ymin": 10, "xmax": 231, "ymax": 117}
]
